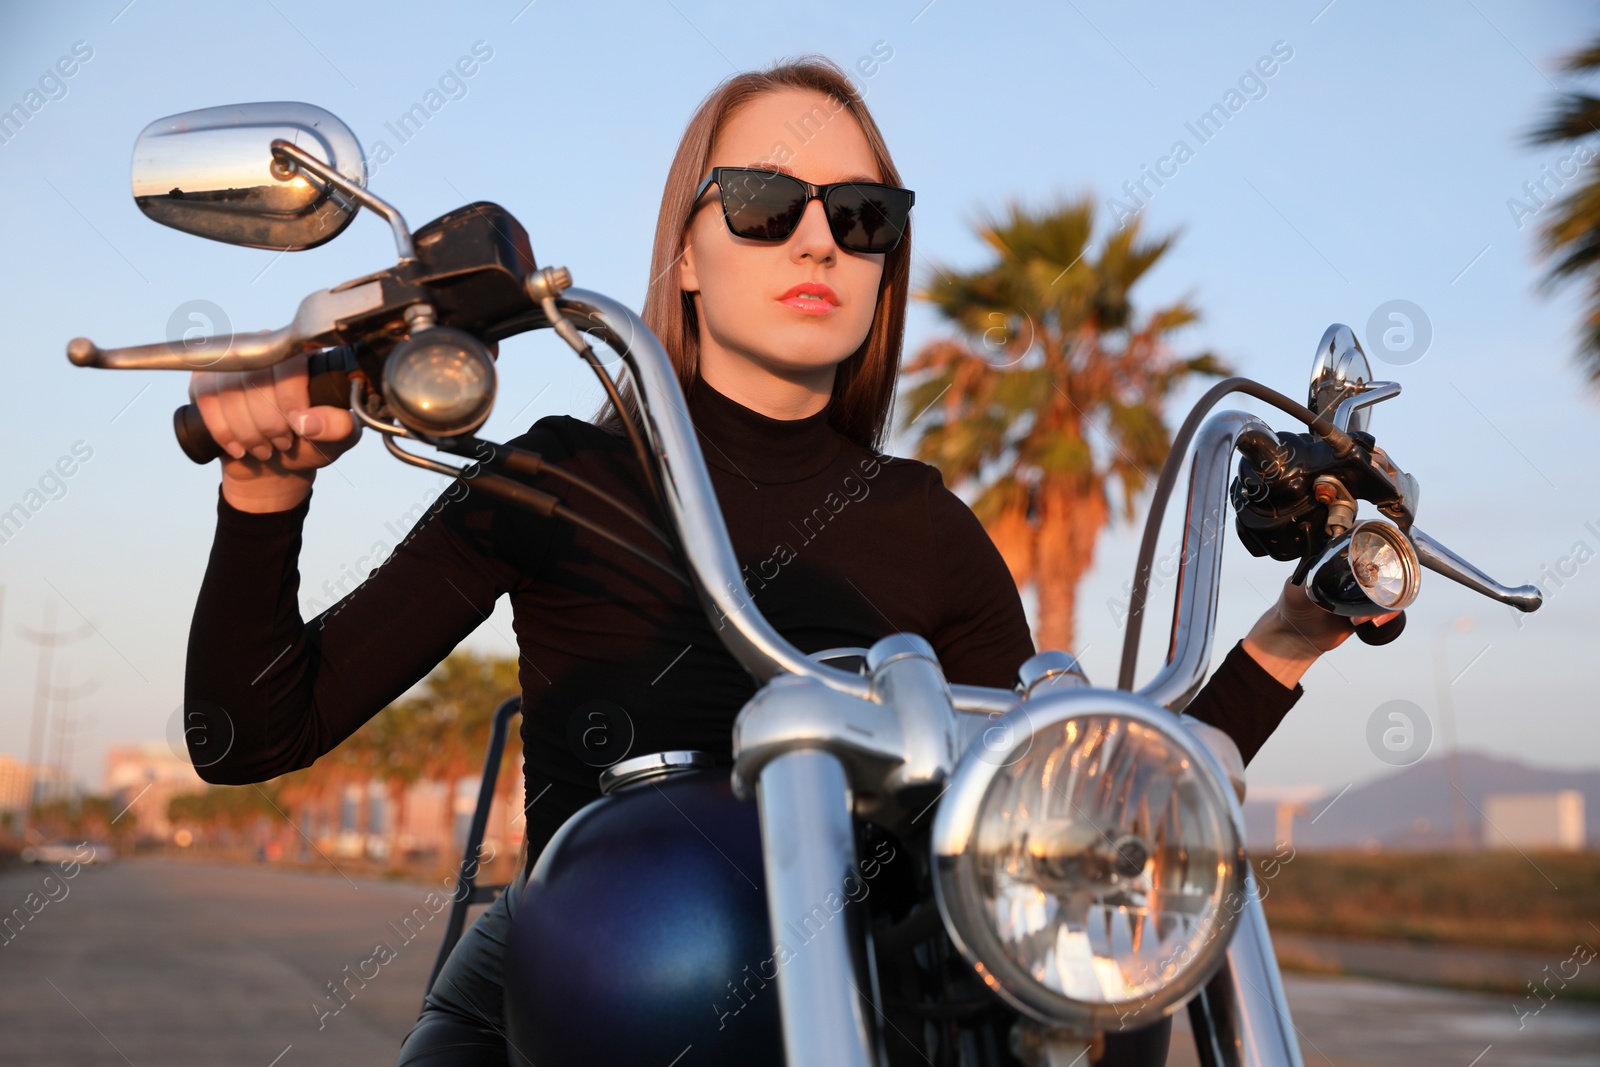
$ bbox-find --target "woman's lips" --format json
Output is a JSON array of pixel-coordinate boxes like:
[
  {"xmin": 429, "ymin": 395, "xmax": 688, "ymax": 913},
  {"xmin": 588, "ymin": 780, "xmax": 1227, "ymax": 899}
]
[{"xmin": 777, "ymin": 282, "xmax": 839, "ymax": 314}]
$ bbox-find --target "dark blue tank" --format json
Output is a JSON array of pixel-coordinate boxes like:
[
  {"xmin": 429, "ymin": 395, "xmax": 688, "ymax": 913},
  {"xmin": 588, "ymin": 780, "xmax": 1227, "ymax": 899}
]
[{"xmin": 503, "ymin": 766, "xmax": 784, "ymax": 1065}]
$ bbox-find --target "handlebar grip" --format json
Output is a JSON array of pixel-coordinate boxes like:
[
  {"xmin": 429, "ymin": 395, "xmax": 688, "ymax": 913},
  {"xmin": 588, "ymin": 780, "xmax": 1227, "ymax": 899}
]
[
  {"xmin": 1354, "ymin": 611, "xmax": 1406, "ymax": 646},
  {"xmin": 172, "ymin": 347, "xmax": 358, "ymax": 465}
]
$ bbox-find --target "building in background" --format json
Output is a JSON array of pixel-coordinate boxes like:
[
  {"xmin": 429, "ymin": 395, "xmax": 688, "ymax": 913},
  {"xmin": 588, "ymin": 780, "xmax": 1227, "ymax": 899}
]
[
  {"xmin": 1482, "ymin": 791, "xmax": 1586, "ymax": 851},
  {"xmin": 0, "ymin": 755, "xmax": 33, "ymax": 817},
  {"xmin": 103, "ymin": 744, "xmax": 205, "ymax": 841}
]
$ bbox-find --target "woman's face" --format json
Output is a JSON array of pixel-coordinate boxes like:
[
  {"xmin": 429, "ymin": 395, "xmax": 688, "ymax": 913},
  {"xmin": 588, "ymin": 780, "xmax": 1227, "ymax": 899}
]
[{"xmin": 680, "ymin": 88, "xmax": 887, "ymax": 405}]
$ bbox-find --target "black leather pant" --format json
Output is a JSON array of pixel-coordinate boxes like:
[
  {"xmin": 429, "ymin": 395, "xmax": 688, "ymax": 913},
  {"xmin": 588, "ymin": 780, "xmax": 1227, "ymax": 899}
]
[{"xmin": 394, "ymin": 868, "xmax": 525, "ymax": 1066}]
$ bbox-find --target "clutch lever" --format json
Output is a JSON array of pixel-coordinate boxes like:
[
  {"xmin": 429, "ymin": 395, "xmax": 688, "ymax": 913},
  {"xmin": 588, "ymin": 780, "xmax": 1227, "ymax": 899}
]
[{"xmin": 1410, "ymin": 526, "xmax": 1543, "ymax": 612}]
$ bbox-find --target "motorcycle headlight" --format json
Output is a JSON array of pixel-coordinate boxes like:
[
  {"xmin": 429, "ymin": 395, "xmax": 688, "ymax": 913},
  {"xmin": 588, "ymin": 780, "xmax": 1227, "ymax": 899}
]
[
  {"xmin": 382, "ymin": 326, "xmax": 497, "ymax": 437},
  {"xmin": 1306, "ymin": 518, "xmax": 1421, "ymax": 617},
  {"xmin": 1347, "ymin": 520, "xmax": 1419, "ymax": 610},
  {"xmin": 932, "ymin": 690, "xmax": 1245, "ymax": 1030}
]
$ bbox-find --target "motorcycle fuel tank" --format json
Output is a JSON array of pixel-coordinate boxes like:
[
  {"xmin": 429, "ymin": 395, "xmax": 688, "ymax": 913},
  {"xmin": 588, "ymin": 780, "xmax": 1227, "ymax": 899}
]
[{"xmin": 504, "ymin": 764, "xmax": 783, "ymax": 1065}]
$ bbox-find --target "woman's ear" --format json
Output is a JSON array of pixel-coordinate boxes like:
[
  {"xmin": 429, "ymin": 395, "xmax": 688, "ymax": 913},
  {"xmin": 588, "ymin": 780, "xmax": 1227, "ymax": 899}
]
[{"xmin": 679, "ymin": 237, "xmax": 699, "ymax": 294}]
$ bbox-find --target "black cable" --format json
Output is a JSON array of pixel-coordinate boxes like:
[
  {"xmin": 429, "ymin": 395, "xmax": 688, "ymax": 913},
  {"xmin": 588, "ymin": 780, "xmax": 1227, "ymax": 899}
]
[
  {"xmin": 1116, "ymin": 377, "xmax": 1355, "ymax": 691},
  {"xmin": 461, "ymin": 438, "xmax": 673, "ymax": 549},
  {"xmin": 568, "ymin": 324, "xmax": 667, "ymax": 516},
  {"xmin": 460, "ymin": 467, "xmax": 690, "ymax": 588},
  {"xmin": 551, "ymin": 502, "xmax": 690, "ymax": 588}
]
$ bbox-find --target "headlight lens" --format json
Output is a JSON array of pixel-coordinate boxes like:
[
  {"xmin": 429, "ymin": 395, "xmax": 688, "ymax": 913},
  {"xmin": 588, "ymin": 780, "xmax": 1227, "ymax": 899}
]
[
  {"xmin": 1348, "ymin": 521, "xmax": 1418, "ymax": 610},
  {"xmin": 383, "ymin": 326, "xmax": 497, "ymax": 437},
  {"xmin": 933, "ymin": 694, "xmax": 1244, "ymax": 1029}
]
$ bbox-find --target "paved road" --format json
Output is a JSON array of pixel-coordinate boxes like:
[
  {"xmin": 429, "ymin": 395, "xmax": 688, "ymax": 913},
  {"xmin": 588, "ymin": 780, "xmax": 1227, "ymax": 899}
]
[
  {"xmin": 2, "ymin": 858, "xmax": 1597, "ymax": 1066},
  {"xmin": 1, "ymin": 857, "xmax": 461, "ymax": 1066}
]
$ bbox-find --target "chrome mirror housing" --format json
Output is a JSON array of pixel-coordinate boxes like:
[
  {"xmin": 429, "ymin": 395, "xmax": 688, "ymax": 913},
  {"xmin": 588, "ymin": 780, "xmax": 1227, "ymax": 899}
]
[
  {"xmin": 132, "ymin": 101, "xmax": 365, "ymax": 250},
  {"xmin": 1307, "ymin": 324, "xmax": 1374, "ymax": 434}
]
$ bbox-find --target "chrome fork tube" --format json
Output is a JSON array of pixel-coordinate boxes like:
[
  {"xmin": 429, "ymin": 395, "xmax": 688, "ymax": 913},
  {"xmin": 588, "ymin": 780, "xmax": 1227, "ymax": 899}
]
[
  {"xmin": 755, "ymin": 750, "xmax": 877, "ymax": 1067},
  {"xmin": 1188, "ymin": 875, "xmax": 1305, "ymax": 1067},
  {"xmin": 1136, "ymin": 411, "xmax": 1278, "ymax": 711}
]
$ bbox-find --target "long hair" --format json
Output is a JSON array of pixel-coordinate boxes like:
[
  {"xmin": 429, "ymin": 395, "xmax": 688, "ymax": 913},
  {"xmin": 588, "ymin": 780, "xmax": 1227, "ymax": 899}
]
[{"xmin": 598, "ymin": 56, "xmax": 911, "ymax": 451}]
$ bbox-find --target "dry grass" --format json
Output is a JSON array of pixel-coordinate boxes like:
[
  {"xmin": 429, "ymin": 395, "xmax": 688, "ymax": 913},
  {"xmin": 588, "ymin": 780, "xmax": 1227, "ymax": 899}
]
[{"xmin": 1256, "ymin": 850, "xmax": 1600, "ymax": 954}]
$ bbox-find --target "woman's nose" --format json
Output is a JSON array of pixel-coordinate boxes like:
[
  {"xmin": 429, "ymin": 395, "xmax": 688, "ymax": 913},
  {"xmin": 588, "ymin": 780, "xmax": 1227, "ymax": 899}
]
[{"xmin": 789, "ymin": 197, "xmax": 837, "ymax": 263}]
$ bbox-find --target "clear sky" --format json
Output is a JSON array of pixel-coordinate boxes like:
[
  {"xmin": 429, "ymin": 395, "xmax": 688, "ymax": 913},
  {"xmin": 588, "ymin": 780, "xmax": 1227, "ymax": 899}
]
[{"xmin": 1, "ymin": 0, "xmax": 1595, "ymax": 798}]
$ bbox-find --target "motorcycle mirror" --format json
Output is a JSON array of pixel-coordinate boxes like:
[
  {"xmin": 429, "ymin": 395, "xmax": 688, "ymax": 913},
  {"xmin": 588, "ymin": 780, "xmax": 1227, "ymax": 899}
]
[
  {"xmin": 131, "ymin": 101, "xmax": 366, "ymax": 251},
  {"xmin": 1307, "ymin": 324, "xmax": 1374, "ymax": 434}
]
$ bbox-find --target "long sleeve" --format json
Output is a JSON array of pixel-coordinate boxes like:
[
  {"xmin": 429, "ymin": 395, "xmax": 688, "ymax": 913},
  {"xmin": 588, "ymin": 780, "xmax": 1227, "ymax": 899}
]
[
  {"xmin": 1183, "ymin": 641, "xmax": 1303, "ymax": 764},
  {"xmin": 923, "ymin": 474, "xmax": 1036, "ymax": 689},
  {"xmin": 183, "ymin": 476, "xmax": 530, "ymax": 785}
]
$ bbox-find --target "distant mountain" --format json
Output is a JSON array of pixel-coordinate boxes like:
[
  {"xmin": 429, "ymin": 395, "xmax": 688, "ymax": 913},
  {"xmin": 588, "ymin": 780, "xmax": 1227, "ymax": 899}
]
[{"xmin": 1242, "ymin": 752, "xmax": 1600, "ymax": 851}]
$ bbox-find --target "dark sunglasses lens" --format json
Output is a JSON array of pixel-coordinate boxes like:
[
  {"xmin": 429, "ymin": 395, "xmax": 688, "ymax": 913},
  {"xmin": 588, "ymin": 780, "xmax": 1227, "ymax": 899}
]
[
  {"xmin": 825, "ymin": 184, "xmax": 911, "ymax": 252},
  {"xmin": 720, "ymin": 171, "xmax": 807, "ymax": 240}
]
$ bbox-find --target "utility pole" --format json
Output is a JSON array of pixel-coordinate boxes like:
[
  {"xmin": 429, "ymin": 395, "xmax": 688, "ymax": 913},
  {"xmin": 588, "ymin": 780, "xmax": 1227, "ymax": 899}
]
[
  {"xmin": 1432, "ymin": 616, "xmax": 1476, "ymax": 851},
  {"xmin": 48, "ymin": 665, "xmax": 98, "ymax": 808},
  {"xmin": 18, "ymin": 601, "xmax": 92, "ymax": 839}
]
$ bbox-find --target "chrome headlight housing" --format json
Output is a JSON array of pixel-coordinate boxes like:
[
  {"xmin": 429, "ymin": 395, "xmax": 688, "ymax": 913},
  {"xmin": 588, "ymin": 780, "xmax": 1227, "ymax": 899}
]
[{"xmin": 932, "ymin": 690, "xmax": 1246, "ymax": 1031}]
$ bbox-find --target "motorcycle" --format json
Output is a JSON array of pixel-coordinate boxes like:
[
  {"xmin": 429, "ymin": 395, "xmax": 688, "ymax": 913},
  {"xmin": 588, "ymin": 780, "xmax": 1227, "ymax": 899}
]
[{"xmin": 67, "ymin": 102, "xmax": 1544, "ymax": 1066}]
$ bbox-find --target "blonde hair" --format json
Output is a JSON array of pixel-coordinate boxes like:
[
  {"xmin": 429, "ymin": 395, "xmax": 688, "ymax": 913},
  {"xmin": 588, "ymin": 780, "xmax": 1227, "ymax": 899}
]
[{"xmin": 601, "ymin": 55, "xmax": 911, "ymax": 450}]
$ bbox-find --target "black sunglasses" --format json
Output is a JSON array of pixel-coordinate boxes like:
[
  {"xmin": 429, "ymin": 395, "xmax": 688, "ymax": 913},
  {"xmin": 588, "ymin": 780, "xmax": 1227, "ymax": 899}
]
[{"xmin": 692, "ymin": 167, "xmax": 914, "ymax": 254}]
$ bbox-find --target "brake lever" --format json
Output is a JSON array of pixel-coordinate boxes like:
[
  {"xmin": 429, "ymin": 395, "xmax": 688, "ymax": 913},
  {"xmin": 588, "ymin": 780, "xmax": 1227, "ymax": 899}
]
[{"xmin": 66, "ymin": 281, "xmax": 385, "ymax": 372}]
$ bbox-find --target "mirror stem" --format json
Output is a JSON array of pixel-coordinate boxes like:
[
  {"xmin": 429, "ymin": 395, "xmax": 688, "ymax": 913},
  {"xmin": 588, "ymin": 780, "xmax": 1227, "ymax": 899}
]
[{"xmin": 271, "ymin": 139, "xmax": 416, "ymax": 261}]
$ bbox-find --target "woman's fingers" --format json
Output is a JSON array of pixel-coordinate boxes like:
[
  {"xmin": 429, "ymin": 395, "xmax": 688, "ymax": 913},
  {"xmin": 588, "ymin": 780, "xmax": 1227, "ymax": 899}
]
[
  {"xmin": 242, "ymin": 367, "xmax": 294, "ymax": 455},
  {"xmin": 189, "ymin": 371, "xmax": 245, "ymax": 461},
  {"xmin": 216, "ymin": 371, "xmax": 271, "ymax": 460}
]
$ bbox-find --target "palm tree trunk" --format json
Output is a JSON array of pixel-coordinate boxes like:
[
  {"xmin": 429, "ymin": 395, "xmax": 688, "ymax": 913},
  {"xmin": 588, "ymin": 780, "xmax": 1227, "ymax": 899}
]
[{"xmin": 1033, "ymin": 476, "xmax": 1108, "ymax": 653}]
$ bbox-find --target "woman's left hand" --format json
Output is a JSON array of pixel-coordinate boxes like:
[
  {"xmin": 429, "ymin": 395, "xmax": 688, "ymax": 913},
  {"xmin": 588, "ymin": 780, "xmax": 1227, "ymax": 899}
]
[{"xmin": 1241, "ymin": 578, "xmax": 1402, "ymax": 688}]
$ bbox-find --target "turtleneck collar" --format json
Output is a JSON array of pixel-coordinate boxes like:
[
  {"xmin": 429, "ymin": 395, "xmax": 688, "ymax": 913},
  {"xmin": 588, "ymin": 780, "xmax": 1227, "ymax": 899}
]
[{"xmin": 686, "ymin": 379, "xmax": 842, "ymax": 485}]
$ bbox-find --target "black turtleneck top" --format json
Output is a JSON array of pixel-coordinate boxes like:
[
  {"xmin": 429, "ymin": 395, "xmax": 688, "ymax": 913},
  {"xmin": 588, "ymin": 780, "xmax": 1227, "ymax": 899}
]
[{"xmin": 185, "ymin": 381, "xmax": 1300, "ymax": 856}]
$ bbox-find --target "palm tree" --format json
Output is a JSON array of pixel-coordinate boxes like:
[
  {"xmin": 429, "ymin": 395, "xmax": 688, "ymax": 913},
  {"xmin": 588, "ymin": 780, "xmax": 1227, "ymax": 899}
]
[
  {"xmin": 398, "ymin": 651, "xmax": 522, "ymax": 849},
  {"xmin": 1525, "ymin": 36, "xmax": 1600, "ymax": 384},
  {"xmin": 903, "ymin": 196, "xmax": 1226, "ymax": 653}
]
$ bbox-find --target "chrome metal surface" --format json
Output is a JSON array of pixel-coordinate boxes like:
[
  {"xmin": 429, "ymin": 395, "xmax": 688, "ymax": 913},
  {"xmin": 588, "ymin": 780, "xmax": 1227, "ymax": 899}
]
[
  {"xmin": 596, "ymin": 750, "xmax": 712, "ymax": 794},
  {"xmin": 1180, "ymin": 715, "xmax": 1248, "ymax": 803},
  {"xmin": 131, "ymin": 102, "xmax": 365, "ymax": 251},
  {"xmin": 755, "ymin": 749, "xmax": 875, "ymax": 1067},
  {"xmin": 1411, "ymin": 526, "xmax": 1544, "ymax": 611},
  {"xmin": 1201, "ymin": 879, "xmax": 1307, "ymax": 1067},
  {"xmin": 382, "ymin": 433, "xmax": 460, "ymax": 476},
  {"xmin": 271, "ymin": 139, "xmax": 415, "ymax": 260},
  {"xmin": 807, "ymin": 647, "xmax": 871, "ymax": 672},
  {"xmin": 931, "ymin": 686, "xmax": 1248, "ymax": 1030},
  {"xmin": 1307, "ymin": 324, "xmax": 1373, "ymax": 434},
  {"xmin": 730, "ymin": 675, "xmax": 904, "ymax": 805},
  {"xmin": 864, "ymin": 633, "xmax": 938, "ymax": 672},
  {"xmin": 350, "ymin": 379, "xmax": 413, "ymax": 438},
  {"xmin": 1136, "ymin": 411, "xmax": 1279, "ymax": 711},
  {"xmin": 1330, "ymin": 380, "xmax": 1401, "ymax": 433},
  {"xmin": 65, "ymin": 281, "xmax": 384, "ymax": 372},
  {"xmin": 867, "ymin": 635, "xmax": 958, "ymax": 799},
  {"xmin": 1016, "ymin": 650, "xmax": 1088, "ymax": 698}
]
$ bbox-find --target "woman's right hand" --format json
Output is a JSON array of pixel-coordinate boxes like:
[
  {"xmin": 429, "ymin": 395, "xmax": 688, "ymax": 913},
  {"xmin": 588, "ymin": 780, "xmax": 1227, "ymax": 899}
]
[{"xmin": 189, "ymin": 351, "xmax": 362, "ymax": 514}]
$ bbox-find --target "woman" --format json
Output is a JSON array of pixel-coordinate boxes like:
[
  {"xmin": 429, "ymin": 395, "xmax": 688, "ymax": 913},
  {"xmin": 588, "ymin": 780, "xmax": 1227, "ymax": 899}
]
[{"xmin": 184, "ymin": 57, "xmax": 1390, "ymax": 1066}]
